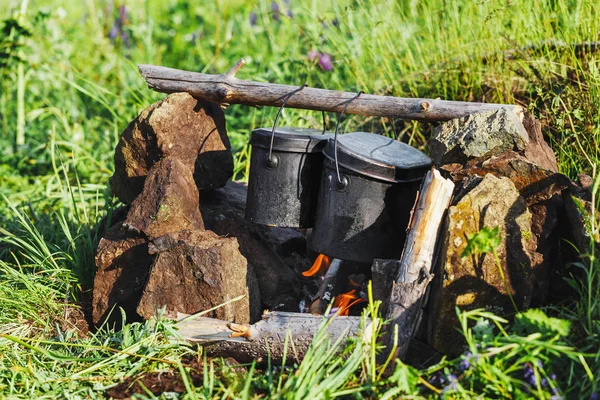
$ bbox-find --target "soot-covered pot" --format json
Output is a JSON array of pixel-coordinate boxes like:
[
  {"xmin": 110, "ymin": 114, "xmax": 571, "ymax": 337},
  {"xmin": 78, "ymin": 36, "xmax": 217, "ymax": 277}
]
[
  {"xmin": 246, "ymin": 127, "xmax": 333, "ymax": 228},
  {"xmin": 308, "ymin": 132, "xmax": 432, "ymax": 263}
]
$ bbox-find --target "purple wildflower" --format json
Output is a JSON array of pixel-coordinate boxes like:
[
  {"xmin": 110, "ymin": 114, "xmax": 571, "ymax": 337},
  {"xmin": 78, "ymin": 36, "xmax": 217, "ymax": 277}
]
[
  {"xmin": 592, "ymin": 393, "xmax": 598, "ymax": 400},
  {"xmin": 271, "ymin": 1, "xmax": 280, "ymax": 21},
  {"xmin": 441, "ymin": 374, "xmax": 458, "ymax": 394},
  {"xmin": 108, "ymin": 4, "xmax": 131, "ymax": 47},
  {"xmin": 307, "ymin": 51, "xmax": 334, "ymax": 71},
  {"xmin": 308, "ymin": 50, "xmax": 320, "ymax": 61},
  {"xmin": 458, "ymin": 358, "xmax": 470, "ymax": 372},
  {"xmin": 249, "ymin": 12, "xmax": 258, "ymax": 26},
  {"xmin": 287, "ymin": 9, "xmax": 294, "ymax": 18},
  {"xmin": 428, "ymin": 372, "xmax": 445, "ymax": 387},
  {"xmin": 522, "ymin": 363, "xmax": 537, "ymax": 387},
  {"xmin": 318, "ymin": 53, "xmax": 333, "ymax": 71},
  {"xmin": 331, "ymin": 18, "xmax": 339, "ymax": 27}
]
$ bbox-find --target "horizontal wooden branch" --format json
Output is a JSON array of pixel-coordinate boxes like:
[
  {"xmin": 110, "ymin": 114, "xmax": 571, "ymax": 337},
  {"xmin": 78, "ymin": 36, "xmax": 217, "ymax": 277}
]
[
  {"xmin": 176, "ymin": 311, "xmax": 366, "ymax": 364},
  {"xmin": 138, "ymin": 61, "xmax": 523, "ymax": 122}
]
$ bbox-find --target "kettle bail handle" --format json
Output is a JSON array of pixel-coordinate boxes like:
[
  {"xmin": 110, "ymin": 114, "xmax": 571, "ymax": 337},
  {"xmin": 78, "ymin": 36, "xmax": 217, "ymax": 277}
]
[
  {"xmin": 333, "ymin": 91, "xmax": 363, "ymax": 187},
  {"xmin": 268, "ymin": 84, "xmax": 308, "ymax": 164}
]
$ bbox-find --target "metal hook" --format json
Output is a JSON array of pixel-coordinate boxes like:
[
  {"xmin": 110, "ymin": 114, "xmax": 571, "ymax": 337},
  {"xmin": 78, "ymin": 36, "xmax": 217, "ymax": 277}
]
[
  {"xmin": 333, "ymin": 91, "xmax": 363, "ymax": 187},
  {"xmin": 268, "ymin": 84, "xmax": 308, "ymax": 166}
]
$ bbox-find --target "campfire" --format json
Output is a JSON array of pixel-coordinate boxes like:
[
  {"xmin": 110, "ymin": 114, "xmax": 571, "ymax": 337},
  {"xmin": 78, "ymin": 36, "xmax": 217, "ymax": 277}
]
[{"xmin": 92, "ymin": 59, "xmax": 569, "ymax": 367}]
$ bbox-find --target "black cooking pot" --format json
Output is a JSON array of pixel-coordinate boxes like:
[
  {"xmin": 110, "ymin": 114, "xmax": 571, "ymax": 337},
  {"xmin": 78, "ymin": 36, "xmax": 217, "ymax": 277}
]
[
  {"xmin": 246, "ymin": 127, "xmax": 333, "ymax": 228},
  {"xmin": 308, "ymin": 132, "xmax": 432, "ymax": 262}
]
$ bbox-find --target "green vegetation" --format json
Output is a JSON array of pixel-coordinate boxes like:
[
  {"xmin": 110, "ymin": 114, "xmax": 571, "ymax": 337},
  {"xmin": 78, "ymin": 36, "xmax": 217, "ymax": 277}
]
[{"xmin": 0, "ymin": 0, "xmax": 599, "ymax": 397}]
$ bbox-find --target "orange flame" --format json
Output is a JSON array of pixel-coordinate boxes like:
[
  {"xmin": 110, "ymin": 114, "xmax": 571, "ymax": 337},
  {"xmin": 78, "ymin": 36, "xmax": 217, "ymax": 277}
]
[
  {"xmin": 302, "ymin": 254, "xmax": 332, "ymax": 277},
  {"xmin": 333, "ymin": 289, "xmax": 366, "ymax": 316}
]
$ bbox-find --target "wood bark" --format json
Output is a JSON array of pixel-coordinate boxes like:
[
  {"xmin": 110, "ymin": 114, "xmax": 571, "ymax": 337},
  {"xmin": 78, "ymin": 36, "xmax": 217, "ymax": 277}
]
[
  {"xmin": 384, "ymin": 168, "xmax": 455, "ymax": 361},
  {"xmin": 176, "ymin": 311, "xmax": 364, "ymax": 364},
  {"xmin": 138, "ymin": 62, "xmax": 522, "ymax": 122}
]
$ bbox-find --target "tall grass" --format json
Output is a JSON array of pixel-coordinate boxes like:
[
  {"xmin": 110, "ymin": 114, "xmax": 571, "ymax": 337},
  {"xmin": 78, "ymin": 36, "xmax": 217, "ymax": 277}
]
[{"xmin": 0, "ymin": 0, "xmax": 599, "ymax": 397}]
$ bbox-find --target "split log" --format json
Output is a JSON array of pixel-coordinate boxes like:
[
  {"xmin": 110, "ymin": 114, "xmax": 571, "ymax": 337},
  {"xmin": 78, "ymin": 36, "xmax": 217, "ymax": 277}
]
[
  {"xmin": 138, "ymin": 61, "xmax": 522, "ymax": 122},
  {"xmin": 176, "ymin": 311, "xmax": 365, "ymax": 364},
  {"xmin": 384, "ymin": 168, "xmax": 454, "ymax": 361}
]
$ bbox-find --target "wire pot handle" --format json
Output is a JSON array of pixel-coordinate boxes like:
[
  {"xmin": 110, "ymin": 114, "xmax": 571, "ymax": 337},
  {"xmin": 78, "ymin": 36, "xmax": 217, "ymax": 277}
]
[
  {"xmin": 333, "ymin": 91, "xmax": 363, "ymax": 187},
  {"xmin": 268, "ymin": 85, "xmax": 332, "ymax": 166},
  {"xmin": 268, "ymin": 84, "xmax": 307, "ymax": 165}
]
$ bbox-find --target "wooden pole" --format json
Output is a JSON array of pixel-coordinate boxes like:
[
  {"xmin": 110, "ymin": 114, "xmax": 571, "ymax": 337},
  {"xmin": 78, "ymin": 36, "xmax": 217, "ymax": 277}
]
[{"xmin": 138, "ymin": 60, "xmax": 523, "ymax": 122}]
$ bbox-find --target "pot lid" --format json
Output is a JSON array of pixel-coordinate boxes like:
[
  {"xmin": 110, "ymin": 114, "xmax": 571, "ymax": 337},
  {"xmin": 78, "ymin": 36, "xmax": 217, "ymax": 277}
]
[
  {"xmin": 323, "ymin": 132, "xmax": 432, "ymax": 182},
  {"xmin": 250, "ymin": 127, "xmax": 334, "ymax": 153}
]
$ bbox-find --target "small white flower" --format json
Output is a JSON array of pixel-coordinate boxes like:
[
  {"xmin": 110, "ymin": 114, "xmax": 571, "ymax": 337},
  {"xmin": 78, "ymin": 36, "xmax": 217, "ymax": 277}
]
[{"xmin": 56, "ymin": 7, "xmax": 67, "ymax": 19}]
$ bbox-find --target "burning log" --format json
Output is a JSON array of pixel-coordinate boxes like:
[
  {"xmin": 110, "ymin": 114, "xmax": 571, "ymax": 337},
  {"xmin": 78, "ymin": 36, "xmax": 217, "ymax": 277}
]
[
  {"xmin": 307, "ymin": 257, "xmax": 340, "ymax": 314},
  {"xmin": 138, "ymin": 60, "xmax": 522, "ymax": 122},
  {"xmin": 176, "ymin": 311, "xmax": 365, "ymax": 364},
  {"xmin": 380, "ymin": 168, "xmax": 455, "ymax": 362}
]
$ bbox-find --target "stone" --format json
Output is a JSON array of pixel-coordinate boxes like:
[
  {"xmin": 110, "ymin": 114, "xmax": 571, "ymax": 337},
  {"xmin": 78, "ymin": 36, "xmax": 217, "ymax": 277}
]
[
  {"xmin": 92, "ymin": 223, "xmax": 153, "ymax": 326},
  {"xmin": 441, "ymin": 151, "xmax": 570, "ymax": 206},
  {"xmin": 563, "ymin": 184, "xmax": 596, "ymax": 254},
  {"xmin": 136, "ymin": 230, "xmax": 258, "ymax": 324},
  {"xmin": 199, "ymin": 181, "xmax": 301, "ymax": 310},
  {"xmin": 124, "ymin": 157, "xmax": 204, "ymax": 239},
  {"xmin": 522, "ymin": 113, "xmax": 558, "ymax": 172},
  {"xmin": 439, "ymin": 151, "xmax": 569, "ymax": 307},
  {"xmin": 429, "ymin": 174, "xmax": 537, "ymax": 356},
  {"xmin": 528, "ymin": 196, "xmax": 562, "ymax": 306},
  {"xmin": 429, "ymin": 108, "xmax": 529, "ymax": 165},
  {"xmin": 111, "ymin": 93, "xmax": 233, "ymax": 204}
]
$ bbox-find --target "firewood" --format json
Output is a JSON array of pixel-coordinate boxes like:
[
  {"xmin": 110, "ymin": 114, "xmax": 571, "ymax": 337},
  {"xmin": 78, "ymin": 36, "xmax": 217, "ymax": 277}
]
[
  {"xmin": 384, "ymin": 168, "xmax": 455, "ymax": 361},
  {"xmin": 138, "ymin": 61, "xmax": 522, "ymax": 122},
  {"xmin": 176, "ymin": 311, "xmax": 364, "ymax": 364}
]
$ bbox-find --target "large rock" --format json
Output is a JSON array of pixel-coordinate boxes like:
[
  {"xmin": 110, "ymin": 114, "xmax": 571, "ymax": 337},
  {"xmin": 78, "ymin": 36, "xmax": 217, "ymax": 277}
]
[
  {"xmin": 124, "ymin": 157, "xmax": 204, "ymax": 239},
  {"xmin": 137, "ymin": 230, "xmax": 258, "ymax": 323},
  {"xmin": 111, "ymin": 93, "xmax": 233, "ymax": 204},
  {"xmin": 199, "ymin": 181, "xmax": 301, "ymax": 310},
  {"xmin": 439, "ymin": 151, "xmax": 569, "ymax": 306},
  {"xmin": 92, "ymin": 223, "xmax": 153, "ymax": 326},
  {"xmin": 430, "ymin": 174, "xmax": 537, "ymax": 355},
  {"xmin": 429, "ymin": 108, "xmax": 529, "ymax": 165}
]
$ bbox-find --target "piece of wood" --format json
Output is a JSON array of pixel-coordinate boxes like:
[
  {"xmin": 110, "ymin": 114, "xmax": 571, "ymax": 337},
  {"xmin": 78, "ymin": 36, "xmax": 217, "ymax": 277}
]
[
  {"xmin": 138, "ymin": 61, "xmax": 522, "ymax": 122},
  {"xmin": 384, "ymin": 168, "xmax": 455, "ymax": 361},
  {"xmin": 309, "ymin": 258, "xmax": 342, "ymax": 314},
  {"xmin": 176, "ymin": 311, "xmax": 365, "ymax": 364},
  {"xmin": 401, "ymin": 168, "xmax": 456, "ymax": 283}
]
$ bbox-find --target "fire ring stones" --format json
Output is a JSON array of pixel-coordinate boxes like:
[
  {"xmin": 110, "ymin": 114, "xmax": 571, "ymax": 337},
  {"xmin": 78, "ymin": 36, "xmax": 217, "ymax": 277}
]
[{"xmin": 110, "ymin": 92, "xmax": 233, "ymax": 205}]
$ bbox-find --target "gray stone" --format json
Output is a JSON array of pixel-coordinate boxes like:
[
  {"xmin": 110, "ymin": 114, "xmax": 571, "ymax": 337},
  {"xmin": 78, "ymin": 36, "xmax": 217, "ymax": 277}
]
[{"xmin": 429, "ymin": 108, "xmax": 529, "ymax": 165}]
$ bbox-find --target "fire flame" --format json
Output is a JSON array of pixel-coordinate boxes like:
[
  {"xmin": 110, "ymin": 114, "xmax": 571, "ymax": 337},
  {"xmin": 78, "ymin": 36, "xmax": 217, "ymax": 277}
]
[
  {"xmin": 302, "ymin": 254, "xmax": 332, "ymax": 277},
  {"xmin": 333, "ymin": 289, "xmax": 366, "ymax": 316}
]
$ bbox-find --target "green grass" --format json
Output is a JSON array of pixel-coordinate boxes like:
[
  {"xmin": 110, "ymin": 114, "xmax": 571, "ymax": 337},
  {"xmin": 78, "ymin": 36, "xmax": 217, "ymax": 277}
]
[{"xmin": 0, "ymin": 0, "xmax": 599, "ymax": 398}]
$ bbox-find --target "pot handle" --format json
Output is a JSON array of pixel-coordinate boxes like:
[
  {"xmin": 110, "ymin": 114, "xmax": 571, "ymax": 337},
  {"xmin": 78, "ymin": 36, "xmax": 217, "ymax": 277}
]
[
  {"xmin": 268, "ymin": 84, "xmax": 307, "ymax": 167},
  {"xmin": 333, "ymin": 91, "xmax": 363, "ymax": 188}
]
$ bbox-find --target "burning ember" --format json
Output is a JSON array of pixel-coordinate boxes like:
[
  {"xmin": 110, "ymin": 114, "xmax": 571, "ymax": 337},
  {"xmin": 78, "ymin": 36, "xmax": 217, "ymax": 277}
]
[{"xmin": 302, "ymin": 253, "xmax": 332, "ymax": 277}]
